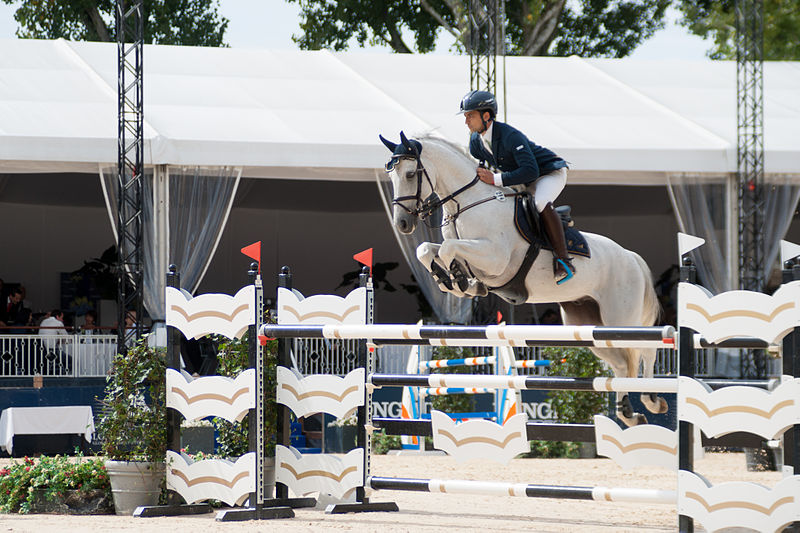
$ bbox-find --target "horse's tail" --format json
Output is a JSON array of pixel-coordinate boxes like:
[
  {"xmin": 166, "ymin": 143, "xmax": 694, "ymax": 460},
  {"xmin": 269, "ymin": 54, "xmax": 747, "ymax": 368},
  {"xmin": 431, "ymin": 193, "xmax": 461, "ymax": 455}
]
[{"xmin": 632, "ymin": 252, "xmax": 660, "ymax": 327}]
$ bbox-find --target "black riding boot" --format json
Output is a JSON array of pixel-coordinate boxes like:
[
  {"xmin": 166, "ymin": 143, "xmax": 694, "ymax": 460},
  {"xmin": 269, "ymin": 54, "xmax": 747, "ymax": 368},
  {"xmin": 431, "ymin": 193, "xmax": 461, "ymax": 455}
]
[{"xmin": 540, "ymin": 202, "xmax": 575, "ymax": 284}]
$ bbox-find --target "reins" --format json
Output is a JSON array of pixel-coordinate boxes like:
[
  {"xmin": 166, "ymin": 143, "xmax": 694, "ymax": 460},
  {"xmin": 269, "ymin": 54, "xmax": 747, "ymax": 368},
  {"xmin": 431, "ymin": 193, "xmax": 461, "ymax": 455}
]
[{"xmin": 389, "ymin": 150, "xmax": 514, "ymax": 229}]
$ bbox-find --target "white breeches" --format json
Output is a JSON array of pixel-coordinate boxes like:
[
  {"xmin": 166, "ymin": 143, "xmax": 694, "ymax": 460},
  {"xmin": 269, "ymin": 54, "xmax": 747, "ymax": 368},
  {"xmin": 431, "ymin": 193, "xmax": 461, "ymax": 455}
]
[{"xmin": 530, "ymin": 167, "xmax": 567, "ymax": 212}]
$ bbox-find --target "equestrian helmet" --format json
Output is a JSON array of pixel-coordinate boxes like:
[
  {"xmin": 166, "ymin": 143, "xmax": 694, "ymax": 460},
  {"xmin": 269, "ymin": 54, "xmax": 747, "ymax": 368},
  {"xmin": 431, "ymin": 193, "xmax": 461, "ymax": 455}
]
[{"xmin": 459, "ymin": 90, "xmax": 497, "ymax": 117}]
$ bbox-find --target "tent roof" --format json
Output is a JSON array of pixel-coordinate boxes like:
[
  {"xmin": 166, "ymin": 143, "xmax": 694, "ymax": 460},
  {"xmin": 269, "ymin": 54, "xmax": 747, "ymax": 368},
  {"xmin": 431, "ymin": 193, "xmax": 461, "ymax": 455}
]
[{"xmin": 0, "ymin": 38, "xmax": 798, "ymax": 184}]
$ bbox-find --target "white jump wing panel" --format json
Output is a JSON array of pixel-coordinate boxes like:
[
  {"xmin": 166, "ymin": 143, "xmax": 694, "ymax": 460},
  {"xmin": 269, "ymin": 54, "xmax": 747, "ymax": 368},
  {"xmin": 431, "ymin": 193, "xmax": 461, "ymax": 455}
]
[
  {"xmin": 678, "ymin": 376, "xmax": 800, "ymax": 439},
  {"xmin": 277, "ymin": 367, "xmax": 364, "ymax": 418},
  {"xmin": 166, "ymin": 285, "xmax": 254, "ymax": 339},
  {"xmin": 277, "ymin": 287, "xmax": 367, "ymax": 325},
  {"xmin": 431, "ymin": 410, "xmax": 529, "ymax": 464},
  {"xmin": 275, "ymin": 445, "xmax": 363, "ymax": 499},
  {"xmin": 678, "ymin": 281, "xmax": 800, "ymax": 343},
  {"xmin": 166, "ymin": 368, "xmax": 255, "ymax": 423},
  {"xmin": 679, "ymin": 470, "xmax": 800, "ymax": 533},
  {"xmin": 593, "ymin": 415, "xmax": 677, "ymax": 470},
  {"xmin": 166, "ymin": 451, "xmax": 254, "ymax": 507}
]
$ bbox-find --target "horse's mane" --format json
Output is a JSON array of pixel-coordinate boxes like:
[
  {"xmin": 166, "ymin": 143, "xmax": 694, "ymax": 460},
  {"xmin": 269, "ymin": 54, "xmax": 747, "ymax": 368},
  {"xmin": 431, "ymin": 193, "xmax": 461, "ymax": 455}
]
[{"xmin": 415, "ymin": 133, "xmax": 472, "ymax": 164}]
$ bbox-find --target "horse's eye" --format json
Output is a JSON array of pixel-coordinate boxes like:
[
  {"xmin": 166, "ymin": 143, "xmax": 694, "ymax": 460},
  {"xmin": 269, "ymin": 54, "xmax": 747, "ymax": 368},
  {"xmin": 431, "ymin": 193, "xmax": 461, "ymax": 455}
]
[{"xmin": 405, "ymin": 169, "xmax": 415, "ymax": 179}]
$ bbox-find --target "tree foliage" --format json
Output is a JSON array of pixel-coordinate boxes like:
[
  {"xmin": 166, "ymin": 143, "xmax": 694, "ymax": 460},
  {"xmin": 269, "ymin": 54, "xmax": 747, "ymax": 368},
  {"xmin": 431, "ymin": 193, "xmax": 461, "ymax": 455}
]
[
  {"xmin": 2, "ymin": 0, "xmax": 229, "ymax": 46},
  {"xmin": 675, "ymin": 0, "xmax": 800, "ymax": 60},
  {"xmin": 288, "ymin": 0, "xmax": 669, "ymax": 57}
]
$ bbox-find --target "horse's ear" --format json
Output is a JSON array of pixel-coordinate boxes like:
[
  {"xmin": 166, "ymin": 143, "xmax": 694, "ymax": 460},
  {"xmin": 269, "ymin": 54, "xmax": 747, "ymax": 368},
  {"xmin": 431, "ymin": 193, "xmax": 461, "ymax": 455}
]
[
  {"xmin": 379, "ymin": 134, "xmax": 397, "ymax": 153},
  {"xmin": 399, "ymin": 131, "xmax": 411, "ymax": 150}
]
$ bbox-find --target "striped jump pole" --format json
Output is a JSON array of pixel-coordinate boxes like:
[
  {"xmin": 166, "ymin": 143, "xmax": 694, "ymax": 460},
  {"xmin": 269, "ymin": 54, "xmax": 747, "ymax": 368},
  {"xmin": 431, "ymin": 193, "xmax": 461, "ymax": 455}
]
[
  {"xmin": 420, "ymin": 387, "xmax": 495, "ymax": 396},
  {"xmin": 260, "ymin": 324, "xmax": 675, "ymax": 348},
  {"xmin": 367, "ymin": 477, "xmax": 675, "ymax": 505},
  {"xmin": 260, "ymin": 324, "xmax": 770, "ymax": 350},
  {"xmin": 419, "ymin": 356, "xmax": 496, "ymax": 369},
  {"xmin": 419, "ymin": 357, "xmax": 556, "ymax": 369},
  {"xmin": 369, "ymin": 374, "xmax": 679, "ymax": 394}
]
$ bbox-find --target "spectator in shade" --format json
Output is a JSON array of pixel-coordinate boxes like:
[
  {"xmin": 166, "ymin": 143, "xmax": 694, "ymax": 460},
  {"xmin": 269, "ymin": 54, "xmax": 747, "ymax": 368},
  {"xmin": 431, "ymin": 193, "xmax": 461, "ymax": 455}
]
[
  {"xmin": 0, "ymin": 288, "xmax": 24, "ymax": 327},
  {"xmin": 39, "ymin": 309, "xmax": 71, "ymax": 374},
  {"xmin": 39, "ymin": 309, "xmax": 68, "ymax": 338},
  {"xmin": 81, "ymin": 310, "xmax": 100, "ymax": 335},
  {"xmin": 8, "ymin": 308, "xmax": 34, "ymax": 334}
]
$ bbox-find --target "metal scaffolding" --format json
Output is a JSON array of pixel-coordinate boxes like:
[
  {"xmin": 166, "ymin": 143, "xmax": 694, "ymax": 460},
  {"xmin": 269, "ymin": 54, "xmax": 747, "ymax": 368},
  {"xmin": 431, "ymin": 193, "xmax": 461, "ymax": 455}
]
[
  {"xmin": 116, "ymin": 0, "xmax": 145, "ymax": 354},
  {"xmin": 735, "ymin": 0, "xmax": 765, "ymax": 378},
  {"xmin": 468, "ymin": 0, "xmax": 504, "ymax": 107}
]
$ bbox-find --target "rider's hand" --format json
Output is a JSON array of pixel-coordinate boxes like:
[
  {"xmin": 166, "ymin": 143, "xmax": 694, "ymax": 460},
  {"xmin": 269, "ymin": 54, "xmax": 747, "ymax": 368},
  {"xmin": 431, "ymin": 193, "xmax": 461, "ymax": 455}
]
[{"xmin": 476, "ymin": 167, "xmax": 494, "ymax": 185}]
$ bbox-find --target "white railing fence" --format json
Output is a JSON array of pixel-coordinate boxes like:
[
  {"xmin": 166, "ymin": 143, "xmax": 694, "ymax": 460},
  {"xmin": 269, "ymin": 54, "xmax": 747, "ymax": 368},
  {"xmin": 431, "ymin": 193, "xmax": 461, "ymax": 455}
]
[{"xmin": 0, "ymin": 335, "xmax": 118, "ymax": 378}]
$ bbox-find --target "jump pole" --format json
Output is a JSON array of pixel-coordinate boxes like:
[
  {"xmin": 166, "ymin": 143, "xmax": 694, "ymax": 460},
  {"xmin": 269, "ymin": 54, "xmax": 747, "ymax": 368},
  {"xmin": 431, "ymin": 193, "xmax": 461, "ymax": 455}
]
[{"xmin": 367, "ymin": 477, "xmax": 676, "ymax": 505}]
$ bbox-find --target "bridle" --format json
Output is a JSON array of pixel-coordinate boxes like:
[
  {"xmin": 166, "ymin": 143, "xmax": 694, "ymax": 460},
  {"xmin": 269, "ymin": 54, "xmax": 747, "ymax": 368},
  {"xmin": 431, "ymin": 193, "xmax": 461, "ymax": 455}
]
[{"xmin": 387, "ymin": 150, "xmax": 480, "ymax": 228}]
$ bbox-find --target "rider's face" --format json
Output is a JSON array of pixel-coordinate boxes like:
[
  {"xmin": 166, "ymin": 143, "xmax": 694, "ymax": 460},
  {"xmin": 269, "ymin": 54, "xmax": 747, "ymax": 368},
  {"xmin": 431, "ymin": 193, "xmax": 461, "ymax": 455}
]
[{"xmin": 464, "ymin": 110, "xmax": 489, "ymax": 134}]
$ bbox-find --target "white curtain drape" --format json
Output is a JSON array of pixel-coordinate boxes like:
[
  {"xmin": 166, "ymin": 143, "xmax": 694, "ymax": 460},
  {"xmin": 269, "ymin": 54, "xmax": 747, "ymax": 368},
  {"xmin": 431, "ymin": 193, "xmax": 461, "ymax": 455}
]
[
  {"xmin": 376, "ymin": 172, "xmax": 472, "ymax": 324},
  {"xmin": 100, "ymin": 165, "xmax": 241, "ymax": 322},
  {"xmin": 667, "ymin": 174, "xmax": 800, "ymax": 294}
]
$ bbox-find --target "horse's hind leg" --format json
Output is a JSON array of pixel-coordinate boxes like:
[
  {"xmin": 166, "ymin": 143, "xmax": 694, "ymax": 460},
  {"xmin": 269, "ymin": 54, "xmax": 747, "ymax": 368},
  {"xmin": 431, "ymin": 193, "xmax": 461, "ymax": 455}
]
[
  {"xmin": 640, "ymin": 347, "xmax": 668, "ymax": 414},
  {"xmin": 560, "ymin": 300, "xmax": 648, "ymax": 426}
]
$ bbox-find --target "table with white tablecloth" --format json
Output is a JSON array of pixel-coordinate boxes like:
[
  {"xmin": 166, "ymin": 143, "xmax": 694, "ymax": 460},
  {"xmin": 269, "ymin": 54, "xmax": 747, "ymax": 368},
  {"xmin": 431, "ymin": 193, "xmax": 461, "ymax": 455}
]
[{"xmin": 0, "ymin": 406, "xmax": 95, "ymax": 455}]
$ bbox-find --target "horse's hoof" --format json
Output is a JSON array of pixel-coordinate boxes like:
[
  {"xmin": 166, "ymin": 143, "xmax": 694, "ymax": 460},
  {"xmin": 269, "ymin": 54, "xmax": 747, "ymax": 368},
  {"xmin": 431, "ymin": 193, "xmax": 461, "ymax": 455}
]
[
  {"xmin": 449, "ymin": 260, "xmax": 470, "ymax": 292},
  {"xmin": 618, "ymin": 412, "xmax": 648, "ymax": 427},
  {"xmin": 654, "ymin": 397, "xmax": 668, "ymax": 414},
  {"xmin": 430, "ymin": 260, "xmax": 453, "ymax": 291}
]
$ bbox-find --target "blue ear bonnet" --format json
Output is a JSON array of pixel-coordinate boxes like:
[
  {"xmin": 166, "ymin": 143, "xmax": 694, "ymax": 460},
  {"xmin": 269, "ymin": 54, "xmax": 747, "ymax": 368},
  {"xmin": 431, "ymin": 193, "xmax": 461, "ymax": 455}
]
[
  {"xmin": 380, "ymin": 133, "xmax": 422, "ymax": 171},
  {"xmin": 393, "ymin": 139, "xmax": 422, "ymax": 157}
]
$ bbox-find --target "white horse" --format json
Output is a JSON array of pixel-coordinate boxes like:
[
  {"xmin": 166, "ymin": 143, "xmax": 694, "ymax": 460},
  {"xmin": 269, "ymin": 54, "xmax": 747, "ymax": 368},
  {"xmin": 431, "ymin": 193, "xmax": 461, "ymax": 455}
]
[{"xmin": 380, "ymin": 132, "xmax": 664, "ymax": 426}]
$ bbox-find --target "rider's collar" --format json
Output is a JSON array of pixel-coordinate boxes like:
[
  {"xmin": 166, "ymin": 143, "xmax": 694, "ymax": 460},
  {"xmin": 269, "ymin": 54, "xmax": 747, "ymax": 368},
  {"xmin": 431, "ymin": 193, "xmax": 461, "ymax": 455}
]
[{"xmin": 480, "ymin": 121, "xmax": 494, "ymax": 142}]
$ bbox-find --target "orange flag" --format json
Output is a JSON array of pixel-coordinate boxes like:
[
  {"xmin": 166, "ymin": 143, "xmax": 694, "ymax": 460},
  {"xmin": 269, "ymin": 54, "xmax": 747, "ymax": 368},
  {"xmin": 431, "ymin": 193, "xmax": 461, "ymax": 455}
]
[
  {"xmin": 497, "ymin": 311, "xmax": 503, "ymax": 324},
  {"xmin": 241, "ymin": 241, "xmax": 261, "ymax": 272},
  {"xmin": 353, "ymin": 248, "xmax": 373, "ymax": 271}
]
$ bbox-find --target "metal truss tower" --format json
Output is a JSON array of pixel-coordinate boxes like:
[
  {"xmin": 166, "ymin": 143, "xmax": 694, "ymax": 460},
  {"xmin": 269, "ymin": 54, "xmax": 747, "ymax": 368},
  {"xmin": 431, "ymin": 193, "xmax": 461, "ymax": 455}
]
[
  {"xmin": 736, "ymin": 0, "xmax": 765, "ymax": 378},
  {"xmin": 116, "ymin": 0, "xmax": 145, "ymax": 353},
  {"xmin": 468, "ymin": 0, "xmax": 504, "ymax": 109}
]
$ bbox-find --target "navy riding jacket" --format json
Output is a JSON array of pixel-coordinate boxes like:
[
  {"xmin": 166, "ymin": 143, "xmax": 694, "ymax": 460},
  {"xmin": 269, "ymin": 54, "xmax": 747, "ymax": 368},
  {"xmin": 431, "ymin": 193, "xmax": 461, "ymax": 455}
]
[{"xmin": 468, "ymin": 121, "xmax": 567, "ymax": 187}]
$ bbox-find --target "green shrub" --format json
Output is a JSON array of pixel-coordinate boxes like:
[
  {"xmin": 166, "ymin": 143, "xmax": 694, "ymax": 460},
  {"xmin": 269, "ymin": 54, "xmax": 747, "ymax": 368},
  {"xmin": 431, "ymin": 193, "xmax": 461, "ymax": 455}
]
[
  {"xmin": 371, "ymin": 430, "xmax": 402, "ymax": 455},
  {"xmin": 98, "ymin": 339, "xmax": 167, "ymax": 462},
  {"xmin": 428, "ymin": 346, "xmax": 475, "ymax": 415},
  {"xmin": 0, "ymin": 454, "xmax": 110, "ymax": 514},
  {"xmin": 212, "ymin": 332, "xmax": 279, "ymax": 457},
  {"xmin": 521, "ymin": 347, "xmax": 610, "ymax": 458},
  {"xmin": 544, "ymin": 346, "xmax": 611, "ymax": 424}
]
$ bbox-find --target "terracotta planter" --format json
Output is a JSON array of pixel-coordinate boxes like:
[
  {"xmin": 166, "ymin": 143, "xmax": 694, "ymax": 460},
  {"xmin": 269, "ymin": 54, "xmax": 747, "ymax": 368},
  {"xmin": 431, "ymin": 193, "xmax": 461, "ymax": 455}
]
[{"xmin": 104, "ymin": 460, "xmax": 164, "ymax": 515}]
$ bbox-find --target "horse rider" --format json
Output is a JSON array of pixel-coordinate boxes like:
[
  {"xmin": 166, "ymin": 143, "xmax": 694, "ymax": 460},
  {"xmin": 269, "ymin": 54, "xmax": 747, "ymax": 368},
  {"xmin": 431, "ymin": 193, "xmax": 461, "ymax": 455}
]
[{"xmin": 460, "ymin": 89, "xmax": 575, "ymax": 284}]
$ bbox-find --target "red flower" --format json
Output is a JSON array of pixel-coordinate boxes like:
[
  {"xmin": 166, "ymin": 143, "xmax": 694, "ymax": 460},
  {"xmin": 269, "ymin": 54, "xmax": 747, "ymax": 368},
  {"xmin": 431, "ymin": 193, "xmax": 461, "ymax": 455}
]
[
  {"xmin": 0, "ymin": 468, "xmax": 9, "ymax": 476},
  {"xmin": 24, "ymin": 466, "xmax": 30, "ymax": 472}
]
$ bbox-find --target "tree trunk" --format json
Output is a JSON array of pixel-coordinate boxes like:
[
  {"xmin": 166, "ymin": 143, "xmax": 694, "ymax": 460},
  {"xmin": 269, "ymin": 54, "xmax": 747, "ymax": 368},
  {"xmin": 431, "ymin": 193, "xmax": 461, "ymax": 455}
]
[
  {"xmin": 84, "ymin": 7, "xmax": 111, "ymax": 42},
  {"xmin": 521, "ymin": 0, "xmax": 566, "ymax": 56}
]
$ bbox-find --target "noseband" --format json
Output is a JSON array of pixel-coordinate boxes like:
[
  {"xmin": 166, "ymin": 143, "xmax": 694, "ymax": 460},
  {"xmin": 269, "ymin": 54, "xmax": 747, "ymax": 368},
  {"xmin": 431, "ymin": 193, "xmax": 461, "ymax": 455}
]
[
  {"xmin": 388, "ymin": 152, "xmax": 480, "ymax": 225},
  {"xmin": 388, "ymin": 154, "xmax": 437, "ymax": 220}
]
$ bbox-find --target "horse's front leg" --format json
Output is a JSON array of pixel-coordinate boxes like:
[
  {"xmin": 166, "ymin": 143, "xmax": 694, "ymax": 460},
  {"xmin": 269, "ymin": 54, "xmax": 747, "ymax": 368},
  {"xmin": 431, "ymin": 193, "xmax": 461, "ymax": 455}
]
[
  {"xmin": 416, "ymin": 242, "xmax": 468, "ymax": 298},
  {"xmin": 438, "ymin": 238, "xmax": 511, "ymax": 278}
]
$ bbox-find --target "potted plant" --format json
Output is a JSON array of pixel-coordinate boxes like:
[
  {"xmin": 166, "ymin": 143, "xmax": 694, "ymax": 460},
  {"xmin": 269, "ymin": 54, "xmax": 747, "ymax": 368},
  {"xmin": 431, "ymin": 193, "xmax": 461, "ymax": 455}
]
[{"xmin": 97, "ymin": 339, "xmax": 167, "ymax": 515}]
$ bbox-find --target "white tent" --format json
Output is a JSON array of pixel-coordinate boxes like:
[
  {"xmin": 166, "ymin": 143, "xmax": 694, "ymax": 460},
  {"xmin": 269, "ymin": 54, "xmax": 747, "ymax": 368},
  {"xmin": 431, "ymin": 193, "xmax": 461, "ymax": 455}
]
[{"xmin": 1, "ymin": 38, "xmax": 798, "ymax": 182}]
